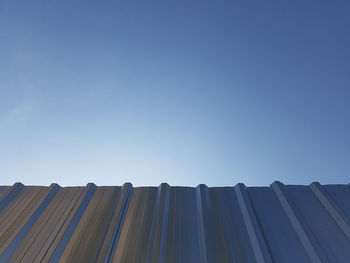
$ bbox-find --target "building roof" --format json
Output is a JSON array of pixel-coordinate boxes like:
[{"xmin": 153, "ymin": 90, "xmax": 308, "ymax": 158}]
[{"xmin": 0, "ymin": 182, "xmax": 350, "ymax": 262}]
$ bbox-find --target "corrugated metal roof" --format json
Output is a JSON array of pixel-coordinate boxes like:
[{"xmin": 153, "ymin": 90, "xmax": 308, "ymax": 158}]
[{"xmin": 0, "ymin": 182, "xmax": 350, "ymax": 262}]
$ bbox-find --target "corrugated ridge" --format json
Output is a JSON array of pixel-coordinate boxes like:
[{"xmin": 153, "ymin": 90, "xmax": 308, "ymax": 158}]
[
  {"xmin": 195, "ymin": 184, "xmax": 208, "ymax": 263},
  {"xmin": 145, "ymin": 184, "xmax": 166, "ymax": 263},
  {"xmin": 157, "ymin": 183, "xmax": 171, "ymax": 263},
  {"xmin": 96, "ymin": 183, "xmax": 133, "ymax": 263},
  {"xmin": 235, "ymin": 184, "xmax": 267, "ymax": 263}
]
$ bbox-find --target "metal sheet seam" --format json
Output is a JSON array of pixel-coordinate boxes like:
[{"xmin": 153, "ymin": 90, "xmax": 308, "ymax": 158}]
[
  {"xmin": 0, "ymin": 183, "xmax": 24, "ymax": 212},
  {"xmin": 0, "ymin": 184, "xmax": 61, "ymax": 263},
  {"xmin": 310, "ymin": 183, "xmax": 350, "ymax": 240},
  {"xmin": 104, "ymin": 183, "xmax": 133, "ymax": 263},
  {"xmin": 234, "ymin": 184, "xmax": 266, "ymax": 263},
  {"xmin": 145, "ymin": 183, "xmax": 167, "ymax": 263},
  {"xmin": 271, "ymin": 182, "xmax": 322, "ymax": 263},
  {"xmin": 48, "ymin": 183, "xmax": 97, "ymax": 263},
  {"xmin": 158, "ymin": 183, "xmax": 170, "ymax": 263},
  {"xmin": 196, "ymin": 184, "xmax": 208, "ymax": 263},
  {"xmin": 94, "ymin": 187, "xmax": 124, "ymax": 263}
]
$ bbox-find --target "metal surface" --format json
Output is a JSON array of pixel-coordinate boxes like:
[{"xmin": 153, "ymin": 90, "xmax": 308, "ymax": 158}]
[{"xmin": 0, "ymin": 182, "xmax": 350, "ymax": 263}]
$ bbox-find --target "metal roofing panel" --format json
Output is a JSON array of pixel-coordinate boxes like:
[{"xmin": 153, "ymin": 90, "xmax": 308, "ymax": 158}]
[{"xmin": 0, "ymin": 182, "xmax": 350, "ymax": 263}]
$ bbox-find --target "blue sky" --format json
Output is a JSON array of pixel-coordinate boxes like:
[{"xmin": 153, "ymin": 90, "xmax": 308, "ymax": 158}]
[{"xmin": 0, "ymin": 0, "xmax": 349, "ymax": 186}]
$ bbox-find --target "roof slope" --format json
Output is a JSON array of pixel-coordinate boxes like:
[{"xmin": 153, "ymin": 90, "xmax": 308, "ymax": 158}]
[{"xmin": 0, "ymin": 182, "xmax": 350, "ymax": 263}]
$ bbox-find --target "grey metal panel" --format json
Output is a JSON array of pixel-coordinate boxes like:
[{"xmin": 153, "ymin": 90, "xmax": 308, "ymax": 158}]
[
  {"xmin": 1, "ymin": 183, "xmax": 350, "ymax": 263},
  {"xmin": 206, "ymin": 186, "xmax": 256, "ymax": 262},
  {"xmin": 20, "ymin": 187, "xmax": 84, "ymax": 263},
  {"xmin": 0, "ymin": 186, "xmax": 51, "ymax": 258},
  {"xmin": 96, "ymin": 183, "xmax": 132, "ymax": 263},
  {"xmin": 310, "ymin": 183, "xmax": 350, "ymax": 240},
  {"xmin": 112, "ymin": 186, "xmax": 158, "ymax": 262},
  {"xmin": 0, "ymin": 187, "xmax": 10, "ymax": 201},
  {"xmin": 49, "ymin": 183, "xmax": 97, "ymax": 263},
  {"xmin": 59, "ymin": 186, "xmax": 121, "ymax": 263},
  {"xmin": 321, "ymin": 185, "xmax": 350, "ymax": 226},
  {"xmin": 248, "ymin": 186, "xmax": 313, "ymax": 263},
  {"xmin": 285, "ymin": 185, "xmax": 350, "ymax": 262},
  {"xmin": 0, "ymin": 184, "xmax": 59, "ymax": 263},
  {"xmin": 271, "ymin": 182, "xmax": 323, "ymax": 263}
]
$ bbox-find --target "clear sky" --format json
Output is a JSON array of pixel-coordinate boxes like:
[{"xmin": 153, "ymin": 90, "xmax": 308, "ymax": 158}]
[{"xmin": 0, "ymin": 0, "xmax": 349, "ymax": 186}]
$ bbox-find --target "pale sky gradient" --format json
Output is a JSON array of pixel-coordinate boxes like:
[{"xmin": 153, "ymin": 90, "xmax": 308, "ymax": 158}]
[{"xmin": 1, "ymin": 0, "xmax": 349, "ymax": 186}]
